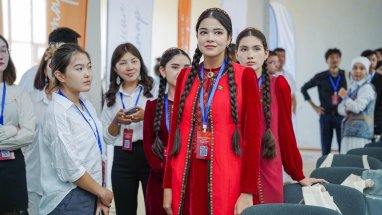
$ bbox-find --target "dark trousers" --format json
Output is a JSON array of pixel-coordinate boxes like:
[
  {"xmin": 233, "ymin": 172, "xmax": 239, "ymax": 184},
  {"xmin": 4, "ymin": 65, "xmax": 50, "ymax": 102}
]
[
  {"xmin": 112, "ymin": 141, "xmax": 150, "ymax": 215},
  {"xmin": 319, "ymin": 114, "xmax": 343, "ymax": 155}
]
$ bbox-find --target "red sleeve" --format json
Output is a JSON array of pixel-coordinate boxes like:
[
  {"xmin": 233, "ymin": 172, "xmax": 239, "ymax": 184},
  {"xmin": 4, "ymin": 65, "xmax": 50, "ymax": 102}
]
[
  {"xmin": 163, "ymin": 68, "xmax": 188, "ymax": 188},
  {"xmin": 143, "ymin": 100, "xmax": 164, "ymax": 174},
  {"xmin": 240, "ymin": 68, "xmax": 262, "ymax": 194},
  {"xmin": 275, "ymin": 76, "xmax": 305, "ymax": 181}
]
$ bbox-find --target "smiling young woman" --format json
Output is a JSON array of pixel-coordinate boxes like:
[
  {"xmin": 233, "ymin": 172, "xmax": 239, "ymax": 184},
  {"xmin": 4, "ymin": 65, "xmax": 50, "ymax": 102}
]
[{"xmin": 100, "ymin": 42, "xmax": 157, "ymax": 215}]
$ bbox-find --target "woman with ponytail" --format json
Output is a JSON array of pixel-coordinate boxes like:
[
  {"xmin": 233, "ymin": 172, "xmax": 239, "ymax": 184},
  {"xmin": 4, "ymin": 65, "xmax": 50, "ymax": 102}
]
[
  {"xmin": 143, "ymin": 48, "xmax": 190, "ymax": 215},
  {"xmin": 236, "ymin": 27, "xmax": 326, "ymax": 203},
  {"xmin": 163, "ymin": 8, "xmax": 262, "ymax": 215}
]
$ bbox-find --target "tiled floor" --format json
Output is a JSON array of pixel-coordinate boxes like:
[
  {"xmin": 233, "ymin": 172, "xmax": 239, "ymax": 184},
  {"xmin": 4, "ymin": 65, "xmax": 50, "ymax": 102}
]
[{"xmin": 109, "ymin": 149, "xmax": 322, "ymax": 215}]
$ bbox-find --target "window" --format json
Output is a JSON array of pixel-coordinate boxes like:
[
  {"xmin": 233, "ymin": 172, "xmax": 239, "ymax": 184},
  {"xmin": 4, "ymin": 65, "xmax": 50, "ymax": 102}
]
[{"xmin": 1, "ymin": 0, "xmax": 47, "ymax": 83}]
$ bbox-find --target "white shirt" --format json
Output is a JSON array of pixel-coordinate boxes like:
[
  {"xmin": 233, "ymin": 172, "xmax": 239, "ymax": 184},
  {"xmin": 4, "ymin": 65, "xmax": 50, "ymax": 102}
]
[
  {"xmin": 25, "ymin": 89, "xmax": 51, "ymax": 195},
  {"xmin": 275, "ymin": 70, "xmax": 297, "ymax": 95},
  {"xmin": 101, "ymin": 84, "xmax": 157, "ymax": 146},
  {"xmin": 19, "ymin": 65, "xmax": 39, "ymax": 92},
  {"xmin": 0, "ymin": 84, "xmax": 35, "ymax": 150},
  {"xmin": 39, "ymin": 93, "xmax": 104, "ymax": 215}
]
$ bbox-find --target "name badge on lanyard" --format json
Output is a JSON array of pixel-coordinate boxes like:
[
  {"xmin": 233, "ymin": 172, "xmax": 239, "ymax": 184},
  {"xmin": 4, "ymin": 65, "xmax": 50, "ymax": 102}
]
[
  {"xmin": 0, "ymin": 81, "xmax": 15, "ymax": 161},
  {"xmin": 119, "ymin": 86, "xmax": 142, "ymax": 151},
  {"xmin": 196, "ymin": 61, "xmax": 226, "ymax": 160},
  {"xmin": 58, "ymin": 91, "xmax": 105, "ymax": 185},
  {"xmin": 329, "ymin": 75, "xmax": 341, "ymax": 105}
]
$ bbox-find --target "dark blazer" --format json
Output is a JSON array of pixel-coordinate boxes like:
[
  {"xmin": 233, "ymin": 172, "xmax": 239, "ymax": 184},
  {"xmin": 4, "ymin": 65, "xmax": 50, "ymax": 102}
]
[{"xmin": 371, "ymin": 72, "xmax": 382, "ymax": 135}]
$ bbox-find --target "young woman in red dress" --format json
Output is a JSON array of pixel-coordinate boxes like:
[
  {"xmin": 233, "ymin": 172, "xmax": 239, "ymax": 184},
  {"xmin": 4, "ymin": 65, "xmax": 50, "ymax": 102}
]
[
  {"xmin": 235, "ymin": 27, "xmax": 326, "ymax": 204},
  {"xmin": 143, "ymin": 48, "xmax": 191, "ymax": 215},
  {"xmin": 163, "ymin": 8, "xmax": 263, "ymax": 215}
]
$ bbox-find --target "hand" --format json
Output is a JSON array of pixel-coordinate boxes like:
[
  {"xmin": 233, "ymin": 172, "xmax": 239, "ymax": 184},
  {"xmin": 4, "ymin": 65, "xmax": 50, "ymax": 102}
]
[
  {"xmin": 234, "ymin": 193, "xmax": 253, "ymax": 215},
  {"xmin": 97, "ymin": 187, "xmax": 113, "ymax": 207},
  {"xmin": 129, "ymin": 106, "xmax": 144, "ymax": 123},
  {"xmin": 299, "ymin": 177, "xmax": 328, "ymax": 186},
  {"xmin": 114, "ymin": 109, "xmax": 132, "ymax": 125},
  {"xmin": 163, "ymin": 188, "xmax": 173, "ymax": 215},
  {"xmin": 95, "ymin": 199, "xmax": 110, "ymax": 215},
  {"xmin": 338, "ymin": 88, "xmax": 348, "ymax": 98},
  {"xmin": 313, "ymin": 105, "xmax": 325, "ymax": 115}
]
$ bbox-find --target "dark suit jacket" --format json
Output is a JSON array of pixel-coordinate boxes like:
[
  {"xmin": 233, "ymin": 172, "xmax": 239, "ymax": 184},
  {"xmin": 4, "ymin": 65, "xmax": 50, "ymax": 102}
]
[{"xmin": 371, "ymin": 72, "xmax": 382, "ymax": 135}]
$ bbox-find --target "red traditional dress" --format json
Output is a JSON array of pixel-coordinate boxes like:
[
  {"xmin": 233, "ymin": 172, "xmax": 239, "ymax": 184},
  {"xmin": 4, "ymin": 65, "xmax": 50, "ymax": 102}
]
[
  {"xmin": 163, "ymin": 62, "xmax": 262, "ymax": 215},
  {"xmin": 143, "ymin": 99, "xmax": 173, "ymax": 215},
  {"xmin": 258, "ymin": 75, "xmax": 305, "ymax": 203}
]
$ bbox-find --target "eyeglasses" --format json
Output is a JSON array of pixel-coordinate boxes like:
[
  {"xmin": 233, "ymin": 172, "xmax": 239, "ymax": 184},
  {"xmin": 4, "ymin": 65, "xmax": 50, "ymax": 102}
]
[{"xmin": 0, "ymin": 48, "xmax": 10, "ymax": 57}]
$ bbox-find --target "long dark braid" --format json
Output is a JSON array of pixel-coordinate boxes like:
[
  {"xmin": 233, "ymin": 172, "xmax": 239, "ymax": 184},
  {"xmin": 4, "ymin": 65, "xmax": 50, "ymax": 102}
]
[
  {"xmin": 152, "ymin": 48, "xmax": 191, "ymax": 160},
  {"xmin": 152, "ymin": 76, "xmax": 167, "ymax": 160},
  {"xmin": 226, "ymin": 47, "xmax": 241, "ymax": 155},
  {"xmin": 261, "ymin": 63, "xmax": 276, "ymax": 159},
  {"xmin": 236, "ymin": 27, "xmax": 276, "ymax": 158},
  {"xmin": 172, "ymin": 48, "xmax": 202, "ymax": 156}
]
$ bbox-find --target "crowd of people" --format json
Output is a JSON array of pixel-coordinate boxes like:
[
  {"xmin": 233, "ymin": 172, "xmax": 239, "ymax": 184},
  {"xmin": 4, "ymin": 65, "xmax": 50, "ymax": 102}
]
[{"xmin": 0, "ymin": 7, "xmax": 380, "ymax": 215}]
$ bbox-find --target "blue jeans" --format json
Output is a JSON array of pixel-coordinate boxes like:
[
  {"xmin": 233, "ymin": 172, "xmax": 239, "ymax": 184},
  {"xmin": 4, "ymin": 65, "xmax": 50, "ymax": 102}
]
[
  {"xmin": 319, "ymin": 114, "xmax": 343, "ymax": 155},
  {"xmin": 49, "ymin": 187, "xmax": 96, "ymax": 215}
]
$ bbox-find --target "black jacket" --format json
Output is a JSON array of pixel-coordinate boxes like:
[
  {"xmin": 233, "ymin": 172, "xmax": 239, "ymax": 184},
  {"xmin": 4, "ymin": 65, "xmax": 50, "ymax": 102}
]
[{"xmin": 371, "ymin": 72, "xmax": 382, "ymax": 135}]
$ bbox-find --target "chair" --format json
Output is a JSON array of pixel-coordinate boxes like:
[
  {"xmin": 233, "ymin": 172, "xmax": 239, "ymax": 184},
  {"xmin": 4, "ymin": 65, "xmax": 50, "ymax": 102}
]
[
  {"xmin": 241, "ymin": 203, "xmax": 341, "ymax": 215},
  {"xmin": 316, "ymin": 154, "xmax": 382, "ymax": 169},
  {"xmin": 364, "ymin": 141, "xmax": 382, "ymax": 148},
  {"xmin": 310, "ymin": 167, "xmax": 366, "ymax": 184},
  {"xmin": 347, "ymin": 147, "xmax": 382, "ymax": 163},
  {"xmin": 284, "ymin": 183, "xmax": 366, "ymax": 215}
]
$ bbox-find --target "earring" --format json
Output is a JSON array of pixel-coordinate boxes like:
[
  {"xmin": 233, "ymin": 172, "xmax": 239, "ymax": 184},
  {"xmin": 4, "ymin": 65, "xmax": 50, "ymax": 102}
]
[
  {"xmin": 138, "ymin": 75, "xmax": 142, "ymax": 81},
  {"xmin": 116, "ymin": 76, "xmax": 121, "ymax": 85}
]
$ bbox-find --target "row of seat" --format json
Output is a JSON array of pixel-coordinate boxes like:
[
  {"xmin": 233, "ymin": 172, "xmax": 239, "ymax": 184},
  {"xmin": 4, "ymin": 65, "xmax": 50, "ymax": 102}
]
[{"xmin": 242, "ymin": 142, "xmax": 382, "ymax": 215}]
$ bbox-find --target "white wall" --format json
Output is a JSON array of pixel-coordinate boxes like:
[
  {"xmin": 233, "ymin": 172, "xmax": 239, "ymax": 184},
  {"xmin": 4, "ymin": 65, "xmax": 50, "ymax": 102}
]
[{"xmin": 271, "ymin": 0, "xmax": 382, "ymax": 149}]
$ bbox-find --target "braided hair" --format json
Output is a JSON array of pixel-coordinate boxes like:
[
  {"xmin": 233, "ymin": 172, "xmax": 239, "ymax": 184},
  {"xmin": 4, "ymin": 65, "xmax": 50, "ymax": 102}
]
[
  {"xmin": 236, "ymin": 27, "xmax": 276, "ymax": 159},
  {"xmin": 105, "ymin": 43, "xmax": 154, "ymax": 107},
  {"xmin": 172, "ymin": 8, "xmax": 242, "ymax": 156},
  {"xmin": 152, "ymin": 48, "xmax": 190, "ymax": 160}
]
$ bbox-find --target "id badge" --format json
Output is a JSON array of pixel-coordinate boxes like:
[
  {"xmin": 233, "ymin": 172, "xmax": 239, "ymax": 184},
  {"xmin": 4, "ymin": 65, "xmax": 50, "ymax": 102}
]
[
  {"xmin": 0, "ymin": 150, "xmax": 15, "ymax": 160},
  {"xmin": 122, "ymin": 128, "xmax": 133, "ymax": 151},
  {"xmin": 196, "ymin": 131, "xmax": 212, "ymax": 160},
  {"xmin": 331, "ymin": 94, "xmax": 340, "ymax": 105}
]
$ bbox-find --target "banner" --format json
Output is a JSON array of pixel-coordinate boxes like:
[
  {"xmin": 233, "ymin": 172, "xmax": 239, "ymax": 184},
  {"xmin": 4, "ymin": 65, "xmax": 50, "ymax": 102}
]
[
  {"xmin": 105, "ymin": 0, "xmax": 154, "ymax": 188},
  {"xmin": 178, "ymin": 0, "xmax": 191, "ymax": 52},
  {"xmin": 221, "ymin": 0, "xmax": 248, "ymax": 42},
  {"xmin": 46, "ymin": 0, "xmax": 88, "ymax": 47}
]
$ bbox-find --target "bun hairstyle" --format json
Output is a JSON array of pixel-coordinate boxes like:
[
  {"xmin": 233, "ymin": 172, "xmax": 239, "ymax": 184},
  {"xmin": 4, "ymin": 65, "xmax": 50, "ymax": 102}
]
[
  {"xmin": 171, "ymin": 8, "xmax": 242, "ymax": 156},
  {"xmin": 152, "ymin": 48, "xmax": 190, "ymax": 160},
  {"xmin": 236, "ymin": 27, "xmax": 276, "ymax": 159}
]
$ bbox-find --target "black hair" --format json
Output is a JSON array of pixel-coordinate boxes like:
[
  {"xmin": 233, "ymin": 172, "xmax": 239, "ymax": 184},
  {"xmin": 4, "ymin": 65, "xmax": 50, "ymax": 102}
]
[
  {"xmin": 51, "ymin": 43, "xmax": 91, "ymax": 86},
  {"xmin": 274, "ymin": 47, "xmax": 285, "ymax": 53},
  {"xmin": 0, "ymin": 35, "xmax": 16, "ymax": 85},
  {"xmin": 172, "ymin": 8, "xmax": 242, "ymax": 156},
  {"xmin": 152, "ymin": 48, "xmax": 190, "ymax": 160},
  {"xmin": 361, "ymin": 49, "xmax": 376, "ymax": 58},
  {"xmin": 376, "ymin": 61, "xmax": 382, "ymax": 70},
  {"xmin": 105, "ymin": 43, "xmax": 154, "ymax": 107},
  {"xmin": 375, "ymin": 48, "xmax": 382, "ymax": 55},
  {"xmin": 325, "ymin": 48, "xmax": 342, "ymax": 60},
  {"xmin": 49, "ymin": 27, "xmax": 81, "ymax": 44},
  {"xmin": 236, "ymin": 27, "xmax": 276, "ymax": 159}
]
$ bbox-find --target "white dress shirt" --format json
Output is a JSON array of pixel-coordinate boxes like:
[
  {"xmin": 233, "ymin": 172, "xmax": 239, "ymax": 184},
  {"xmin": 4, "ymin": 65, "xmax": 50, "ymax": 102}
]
[
  {"xmin": 0, "ymin": 84, "xmax": 35, "ymax": 150},
  {"xmin": 101, "ymin": 84, "xmax": 157, "ymax": 146},
  {"xmin": 25, "ymin": 89, "xmax": 51, "ymax": 196},
  {"xmin": 275, "ymin": 70, "xmax": 297, "ymax": 95},
  {"xmin": 19, "ymin": 65, "xmax": 38, "ymax": 93},
  {"xmin": 39, "ymin": 93, "xmax": 104, "ymax": 215}
]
